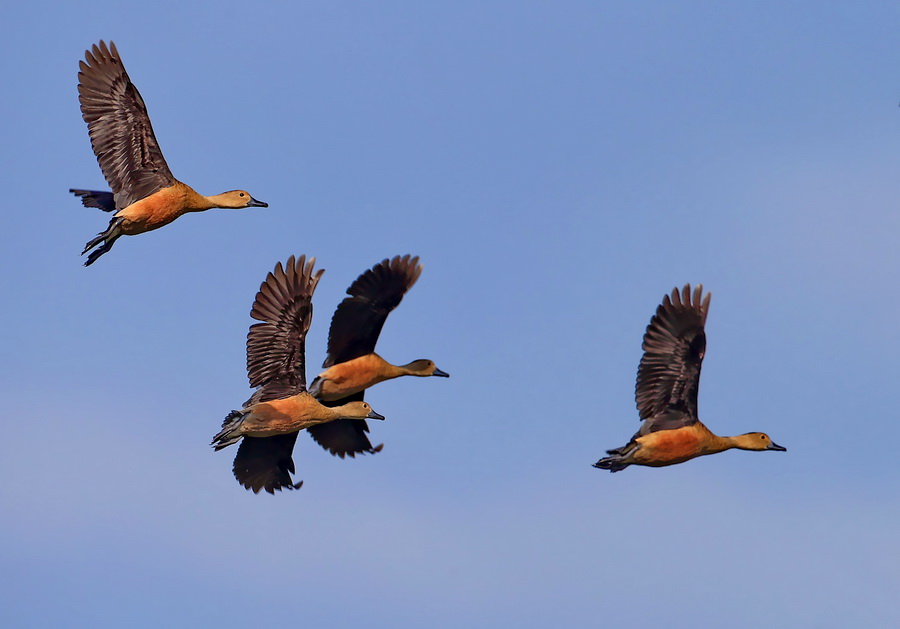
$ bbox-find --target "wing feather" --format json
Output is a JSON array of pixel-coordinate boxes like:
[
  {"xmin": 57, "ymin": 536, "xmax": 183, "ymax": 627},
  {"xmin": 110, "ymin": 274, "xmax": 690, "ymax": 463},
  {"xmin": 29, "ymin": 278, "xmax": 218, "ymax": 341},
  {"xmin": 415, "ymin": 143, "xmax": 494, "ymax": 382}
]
[
  {"xmin": 246, "ymin": 255, "xmax": 323, "ymax": 403},
  {"xmin": 635, "ymin": 284, "xmax": 711, "ymax": 423},
  {"xmin": 308, "ymin": 255, "xmax": 420, "ymax": 458},
  {"xmin": 77, "ymin": 41, "xmax": 175, "ymax": 209},
  {"xmin": 226, "ymin": 256, "xmax": 323, "ymax": 493},
  {"xmin": 232, "ymin": 434, "xmax": 302, "ymax": 494},
  {"xmin": 323, "ymin": 255, "xmax": 422, "ymax": 367}
]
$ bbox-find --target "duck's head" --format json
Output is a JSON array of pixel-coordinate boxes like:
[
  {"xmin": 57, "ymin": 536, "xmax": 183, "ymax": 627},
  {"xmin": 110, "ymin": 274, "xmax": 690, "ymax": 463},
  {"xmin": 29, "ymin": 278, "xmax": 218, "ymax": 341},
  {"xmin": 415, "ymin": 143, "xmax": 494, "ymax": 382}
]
[
  {"xmin": 734, "ymin": 432, "xmax": 787, "ymax": 452},
  {"xmin": 403, "ymin": 359, "xmax": 449, "ymax": 378},
  {"xmin": 337, "ymin": 401, "xmax": 385, "ymax": 421},
  {"xmin": 213, "ymin": 190, "xmax": 268, "ymax": 209}
]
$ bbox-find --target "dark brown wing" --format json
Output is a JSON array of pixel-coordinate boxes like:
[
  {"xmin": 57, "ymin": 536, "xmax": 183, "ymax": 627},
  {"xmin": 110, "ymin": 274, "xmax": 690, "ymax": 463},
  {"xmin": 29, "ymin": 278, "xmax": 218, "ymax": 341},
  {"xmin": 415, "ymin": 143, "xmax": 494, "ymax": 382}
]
[
  {"xmin": 635, "ymin": 284, "xmax": 711, "ymax": 426},
  {"xmin": 310, "ymin": 256, "xmax": 419, "ymax": 458},
  {"xmin": 307, "ymin": 392, "xmax": 384, "ymax": 458},
  {"xmin": 232, "ymin": 434, "xmax": 302, "ymax": 494},
  {"xmin": 229, "ymin": 256, "xmax": 323, "ymax": 494},
  {"xmin": 246, "ymin": 255, "xmax": 324, "ymax": 403},
  {"xmin": 323, "ymin": 255, "xmax": 422, "ymax": 368},
  {"xmin": 77, "ymin": 41, "xmax": 175, "ymax": 210}
]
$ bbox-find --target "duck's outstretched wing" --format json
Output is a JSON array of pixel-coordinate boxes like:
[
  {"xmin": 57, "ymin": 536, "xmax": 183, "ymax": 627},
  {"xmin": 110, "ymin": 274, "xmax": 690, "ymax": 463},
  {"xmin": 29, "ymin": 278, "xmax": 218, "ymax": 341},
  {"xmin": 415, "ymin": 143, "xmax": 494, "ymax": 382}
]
[
  {"xmin": 246, "ymin": 255, "xmax": 323, "ymax": 402},
  {"xmin": 232, "ymin": 434, "xmax": 303, "ymax": 494},
  {"xmin": 230, "ymin": 256, "xmax": 323, "ymax": 494},
  {"xmin": 323, "ymin": 255, "xmax": 422, "ymax": 367},
  {"xmin": 76, "ymin": 40, "xmax": 176, "ymax": 210},
  {"xmin": 635, "ymin": 284, "xmax": 710, "ymax": 430},
  {"xmin": 308, "ymin": 255, "xmax": 420, "ymax": 457}
]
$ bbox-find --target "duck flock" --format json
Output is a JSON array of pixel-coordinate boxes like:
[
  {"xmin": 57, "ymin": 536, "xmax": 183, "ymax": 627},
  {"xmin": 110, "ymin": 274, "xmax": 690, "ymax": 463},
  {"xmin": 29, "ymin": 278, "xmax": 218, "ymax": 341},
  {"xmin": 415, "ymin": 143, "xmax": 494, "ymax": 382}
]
[{"xmin": 71, "ymin": 41, "xmax": 785, "ymax": 494}]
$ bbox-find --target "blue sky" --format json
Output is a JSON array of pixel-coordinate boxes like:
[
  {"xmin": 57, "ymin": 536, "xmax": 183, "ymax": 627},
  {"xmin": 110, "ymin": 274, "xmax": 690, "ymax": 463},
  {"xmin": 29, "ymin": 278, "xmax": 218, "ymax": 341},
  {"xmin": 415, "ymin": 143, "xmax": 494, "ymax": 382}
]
[{"xmin": 2, "ymin": 1, "xmax": 899, "ymax": 627}]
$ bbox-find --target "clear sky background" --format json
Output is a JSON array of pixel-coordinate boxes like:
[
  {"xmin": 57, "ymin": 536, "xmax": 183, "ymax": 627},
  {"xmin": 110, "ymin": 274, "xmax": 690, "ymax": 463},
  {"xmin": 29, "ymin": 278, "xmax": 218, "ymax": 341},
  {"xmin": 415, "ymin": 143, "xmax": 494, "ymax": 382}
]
[{"xmin": 2, "ymin": 2, "xmax": 899, "ymax": 627}]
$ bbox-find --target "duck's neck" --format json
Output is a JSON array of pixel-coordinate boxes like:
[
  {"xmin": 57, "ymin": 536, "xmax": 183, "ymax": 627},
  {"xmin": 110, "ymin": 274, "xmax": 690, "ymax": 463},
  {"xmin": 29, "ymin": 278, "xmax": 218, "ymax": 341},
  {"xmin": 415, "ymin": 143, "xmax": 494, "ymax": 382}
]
[
  {"xmin": 180, "ymin": 185, "xmax": 217, "ymax": 211},
  {"xmin": 322, "ymin": 404, "xmax": 346, "ymax": 421},
  {"xmin": 364, "ymin": 354, "xmax": 406, "ymax": 380},
  {"xmin": 391, "ymin": 361, "xmax": 420, "ymax": 378},
  {"xmin": 700, "ymin": 430, "xmax": 738, "ymax": 455},
  {"xmin": 200, "ymin": 192, "xmax": 234, "ymax": 210}
]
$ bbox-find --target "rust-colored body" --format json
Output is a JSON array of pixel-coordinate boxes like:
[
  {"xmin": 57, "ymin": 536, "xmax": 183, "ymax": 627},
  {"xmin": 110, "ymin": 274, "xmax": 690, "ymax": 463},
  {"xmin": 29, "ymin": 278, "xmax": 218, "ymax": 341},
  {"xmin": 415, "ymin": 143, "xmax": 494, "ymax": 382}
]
[
  {"xmin": 115, "ymin": 181, "xmax": 213, "ymax": 236},
  {"xmin": 215, "ymin": 390, "xmax": 381, "ymax": 444},
  {"xmin": 239, "ymin": 393, "xmax": 331, "ymax": 436},
  {"xmin": 594, "ymin": 285, "xmax": 785, "ymax": 472},
  {"xmin": 311, "ymin": 353, "xmax": 447, "ymax": 402},
  {"xmin": 313, "ymin": 354, "xmax": 399, "ymax": 401},
  {"xmin": 631, "ymin": 423, "xmax": 727, "ymax": 467},
  {"xmin": 115, "ymin": 182, "xmax": 210, "ymax": 234},
  {"xmin": 72, "ymin": 41, "xmax": 266, "ymax": 265}
]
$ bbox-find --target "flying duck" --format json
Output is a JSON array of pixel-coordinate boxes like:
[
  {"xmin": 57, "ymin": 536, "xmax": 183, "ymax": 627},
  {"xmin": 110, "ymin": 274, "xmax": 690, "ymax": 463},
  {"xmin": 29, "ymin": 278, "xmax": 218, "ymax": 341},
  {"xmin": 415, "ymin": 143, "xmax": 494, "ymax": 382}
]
[
  {"xmin": 212, "ymin": 256, "xmax": 384, "ymax": 493},
  {"xmin": 71, "ymin": 41, "xmax": 267, "ymax": 266},
  {"xmin": 594, "ymin": 284, "xmax": 785, "ymax": 472},
  {"xmin": 306, "ymin": 255, "xmax": 449, "ymax": 458}
]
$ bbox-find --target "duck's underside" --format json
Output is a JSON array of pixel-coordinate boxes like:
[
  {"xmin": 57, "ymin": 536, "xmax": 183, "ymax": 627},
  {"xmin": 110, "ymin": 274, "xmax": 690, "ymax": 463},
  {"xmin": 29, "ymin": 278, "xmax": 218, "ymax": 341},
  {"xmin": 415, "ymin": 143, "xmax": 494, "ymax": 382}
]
[{"xmin": 594, "ymin": 422, "xmax": 709, "ymax": 472}]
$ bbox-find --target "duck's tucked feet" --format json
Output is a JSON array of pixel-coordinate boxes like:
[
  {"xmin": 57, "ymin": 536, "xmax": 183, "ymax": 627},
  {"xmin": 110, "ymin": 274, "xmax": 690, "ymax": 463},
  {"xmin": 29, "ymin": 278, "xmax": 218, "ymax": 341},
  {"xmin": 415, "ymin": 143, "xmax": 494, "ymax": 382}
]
[
  {"xmin": 82, "ymin": 217, "xmax": 124, "ymax": 266},
  {"xmin": 593, "ymin": 455, "xmax": 630, "ymax": 472},
  {"xmin": 84, "ymin": 241, "xmax": 114, "ymax": 266}
]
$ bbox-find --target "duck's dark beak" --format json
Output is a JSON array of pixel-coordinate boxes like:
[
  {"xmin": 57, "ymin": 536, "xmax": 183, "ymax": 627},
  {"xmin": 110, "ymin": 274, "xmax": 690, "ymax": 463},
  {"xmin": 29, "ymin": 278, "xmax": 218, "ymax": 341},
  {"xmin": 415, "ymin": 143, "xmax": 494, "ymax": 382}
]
[
  {"xmin": 432, "ymin": 367, "xmax": 450, "ymax": 378},
  {"xmin": 367, "ymin": 410, "xmax": 386, "ymax": 421},
  {"xmin": 247, "ymin": 196, "xmax": 268, "ymax": 208},
  {"xmin": 767, "ymin": 442, "xmax": 787, "ymax": 452}
]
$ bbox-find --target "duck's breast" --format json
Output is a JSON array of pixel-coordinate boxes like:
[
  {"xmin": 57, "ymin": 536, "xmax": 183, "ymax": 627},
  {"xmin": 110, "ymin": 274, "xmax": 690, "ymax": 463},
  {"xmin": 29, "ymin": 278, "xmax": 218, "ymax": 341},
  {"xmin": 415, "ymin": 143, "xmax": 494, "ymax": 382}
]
[
  {"xmin": 115, "ymin": 184, "xmax": 192, "ymax": 233},
  {"xmin": 633, "ymin": 425, "xmax": 708, "ymax": 467},
  {"xmin": 316, "ymin": 354, "xmax": 389, "ymax": 401},
  {"xmin": 243, "ymin": 395, "xmax": 320, "ymax": 435}
]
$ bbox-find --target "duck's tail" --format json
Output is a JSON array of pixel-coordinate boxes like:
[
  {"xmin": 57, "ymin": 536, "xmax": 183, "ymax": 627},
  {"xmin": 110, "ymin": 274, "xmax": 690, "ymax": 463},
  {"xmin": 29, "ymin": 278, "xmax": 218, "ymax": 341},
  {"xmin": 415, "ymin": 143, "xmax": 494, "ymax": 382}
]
[
  {"xmin": 70, "ymin": 189, "xmax": 117, "ymax": 212},
  {"xmin": 211, "ymin": 410, "xmax": 248, "ymax": 451},
  {"xmin": 82, "ymin": 216, "xmax": 124, "ymax": 266},
  {"xmin": 593, "ymin": 444, "xmax": 635, "ymax": 473}
]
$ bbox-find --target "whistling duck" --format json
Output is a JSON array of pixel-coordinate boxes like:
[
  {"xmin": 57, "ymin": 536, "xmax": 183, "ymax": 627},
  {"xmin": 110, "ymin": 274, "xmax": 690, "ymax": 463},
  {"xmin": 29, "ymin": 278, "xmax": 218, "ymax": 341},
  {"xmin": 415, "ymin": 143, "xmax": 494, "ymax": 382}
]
[
  {"xmin": 306, "ymin": 255, "xmax": 449, "ymax": 458},
  {"xmin": 70, "ymin": 41, "xmax": 267, "ymax": 266},
  {"xmin": 212, "ymin": 256, "xmax": 384, "ymax": 494},
  {"xmin": 594, "ymin": 284, "xmax": 786, "ymax": 472}
]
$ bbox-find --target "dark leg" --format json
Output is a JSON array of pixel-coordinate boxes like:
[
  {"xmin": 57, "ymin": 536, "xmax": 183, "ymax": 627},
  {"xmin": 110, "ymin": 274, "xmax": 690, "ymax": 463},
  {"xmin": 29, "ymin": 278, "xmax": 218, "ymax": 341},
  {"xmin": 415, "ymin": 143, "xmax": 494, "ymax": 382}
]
[
  {"xmin": 82, "ymin": 217, "xmax": 124, "ymax": 266},
  {"xmin": 593, "ymin": 442, "xmax": 639, "ymax": 472}
]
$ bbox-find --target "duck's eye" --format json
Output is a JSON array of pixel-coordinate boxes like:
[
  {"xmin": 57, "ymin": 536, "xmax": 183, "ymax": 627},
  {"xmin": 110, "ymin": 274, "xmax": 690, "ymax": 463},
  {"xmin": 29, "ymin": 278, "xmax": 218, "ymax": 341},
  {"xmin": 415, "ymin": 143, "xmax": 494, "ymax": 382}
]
[
  {"xmin": 239, "ymin": 192, "xmax": 245, "ymax": 197},
  {"xmin": 760, "ymin": 434, "xmax": 766, "ymax": 440}
]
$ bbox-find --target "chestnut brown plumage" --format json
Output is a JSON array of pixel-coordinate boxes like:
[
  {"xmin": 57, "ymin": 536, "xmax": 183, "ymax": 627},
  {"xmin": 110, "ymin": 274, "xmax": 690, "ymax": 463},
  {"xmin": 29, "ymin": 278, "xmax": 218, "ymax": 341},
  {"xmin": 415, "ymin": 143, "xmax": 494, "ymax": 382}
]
[
  {"xmin": 71, "ymin": 41, "xmax": 266, "ymax": 266},
  {"xmin": 213, "ymin": 256, "xmax": 384, "ymax": 494},
  {"xmin": 594, "ymin": 285, "xmax": 785, "ymax": 472},
  {"xmin": 76, "ymin": 40, "xmax": 174, "ymax": 210},
  {"xmin": 307, "ymin": 255, "xmax": 448, "ymax": 457}
]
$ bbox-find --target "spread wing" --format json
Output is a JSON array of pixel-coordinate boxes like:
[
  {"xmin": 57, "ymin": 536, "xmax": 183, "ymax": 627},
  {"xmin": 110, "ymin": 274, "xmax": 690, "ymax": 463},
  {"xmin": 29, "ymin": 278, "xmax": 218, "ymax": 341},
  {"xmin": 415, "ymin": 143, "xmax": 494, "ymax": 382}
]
[
  {"xmin": 246, "ymin": 255, "xmax": 323, "ymax": 403},
  {"xmin": 307, "ymin": 392, "xmax": 384, "ymax": 458},
  {"xmin": 229, "ymin": 256, "xmax": 323, "ymax": 494},
  {"xmin": 231, "ymin": 434, "xmax": 302, "ymax": 494},
  {"xmin": 635, "ymin": 284, "xmax": 711, "ymax": 429},
  {"xmin": 322, "ymin": 255, "xmax": 422, "ymax": 367},
  {"xmin": 308, "ymin": 255, "xmax": 420, "ymax": 457},
  {"xmin": 77, "ymin": 40, "xmax": 175, "ymax": 210}
]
